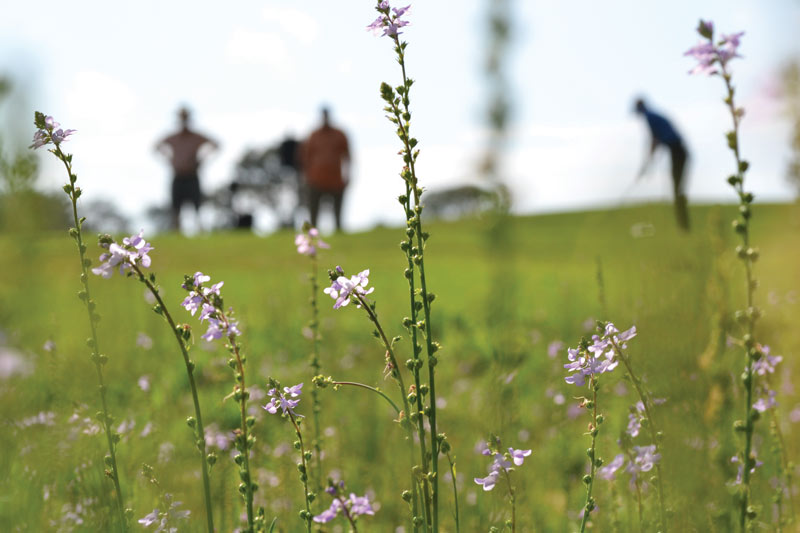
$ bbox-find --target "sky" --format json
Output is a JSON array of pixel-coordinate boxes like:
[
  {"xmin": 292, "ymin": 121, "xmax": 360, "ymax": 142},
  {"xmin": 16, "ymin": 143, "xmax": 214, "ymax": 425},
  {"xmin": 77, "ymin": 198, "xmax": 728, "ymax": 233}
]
[{"xmin": 1, "ymin": 1, "xmax": 799, "ymax": 233}]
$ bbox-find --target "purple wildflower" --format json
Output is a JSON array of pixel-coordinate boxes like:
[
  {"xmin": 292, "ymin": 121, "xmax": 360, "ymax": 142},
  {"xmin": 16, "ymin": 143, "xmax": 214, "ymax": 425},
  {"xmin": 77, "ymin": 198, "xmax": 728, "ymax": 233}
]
[
  {"xmin": 474, "ymin": 470, "xmax": 500, "ymax": 491},
  {"xmin": 366, "ymin": 2, "xmax": 411, "ymax": 37},
  {"xmin": 752, "ymin": 345, "xmax": 782, "ymax": 376},
  {"xmin": 564, "ymin": 323, "xmax": 632, "ymax": 386},
  {"xmin": 313, "ymin": 499, "xmax": 342, "ymax": 523},
  {"xmin": 347, "ymin": 493, "xmax": 375, "ymax": 516},
  {"xmin": 685, "ymin": 22, "xmax": 744, "ymax": 76},
  {"xmin": 474, "ymin": 443, "xmax": 528, "ymax": 491},
  {"xmin": 324, "ymin": 269, "xmax": 374, "ymax": 309},
  {"xmin": 597, "ymin": 454, "xmax": 625, "ymax": 481},
  {"xmin": 627, "ymin": 412, "xmax": 642, "ymax": 438},
  {"xmin": 630, "ymin": 445, "xmax": 660, "ymax": 473},
  {"xmin": 508, "ymin": 447, "xmax": 532, "ymax": 466},
  {"xmin": 313, "ymin": 491, "xmax": 375, "ymax": 523},
  {"xmin": 731, "ymin": 453, "xmax": 763, "ymax": 485},
  {"xmin": 295, "ymin": 227, "xmax": 329, "ymax": 257},
  {"xmin": 200, "ymin": 318, "xmax": 225, "ymax": 342},
  {"xmin": 29, "ymin": 115, "xmax": 76, "ymax": 150},
  {"xmin": 753, "ymin": 389, "xmax": 777, "ymax": 413},
  {"xmin": 263, "ymin": 383, "xmax": 303, "ymax": 418},
  {"xmin": 91, "ymin": 230, "xmax": 154, "ymax": 279},
  {"xmin": 547, "ymin": 340, "xmax": 564, "ymax": 359}
]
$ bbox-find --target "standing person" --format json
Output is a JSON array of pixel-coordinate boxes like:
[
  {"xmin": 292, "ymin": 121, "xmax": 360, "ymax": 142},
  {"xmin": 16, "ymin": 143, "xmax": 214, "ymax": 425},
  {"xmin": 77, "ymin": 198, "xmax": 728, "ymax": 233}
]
[
  {"xmin": 634, "ymin": 98, "xmax": 690, "ymax": 231},
  {"xmin": 155, "ymin": 107, "xmax": 219, "ymax": 231},
  {"xmin": 301, "ymin": 107, "xmax": 351, "ymax": 231}
]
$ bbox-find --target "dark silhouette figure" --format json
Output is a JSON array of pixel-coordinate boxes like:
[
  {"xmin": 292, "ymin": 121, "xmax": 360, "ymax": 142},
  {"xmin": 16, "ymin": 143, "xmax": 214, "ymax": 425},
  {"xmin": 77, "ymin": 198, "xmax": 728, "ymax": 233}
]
[
  {"xmin": 155, "ymin": 107, "xmax": 219, "ymax": 231},
  {"xmin": 301, "ymin": 107, "xmax": 350, "ymax": 231},
  {"xmin": 634, "ymin": 98, "xmax": 690, "ymax": 230}
]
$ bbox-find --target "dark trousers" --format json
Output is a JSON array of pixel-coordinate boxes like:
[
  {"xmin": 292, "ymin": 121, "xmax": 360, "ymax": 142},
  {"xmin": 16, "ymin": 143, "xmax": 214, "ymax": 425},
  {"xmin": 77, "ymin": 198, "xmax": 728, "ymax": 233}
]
[
  {"xmin": 308, "ymin": 187, "xmax": 344, "ymax": 231},
  {"xmin": 669, "ymin": 143, "xmax": 689, "ymax": 231}
]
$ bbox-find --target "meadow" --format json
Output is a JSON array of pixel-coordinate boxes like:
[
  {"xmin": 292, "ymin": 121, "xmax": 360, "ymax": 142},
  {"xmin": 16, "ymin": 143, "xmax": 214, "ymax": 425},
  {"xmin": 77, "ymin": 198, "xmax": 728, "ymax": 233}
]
[
  {"xmin": 1, "ymin": 201, "xmax": 798, "ymax": 531},
  {"xmin": 1, "ymin": 7, "xmax": 798, "ymax": 532}
]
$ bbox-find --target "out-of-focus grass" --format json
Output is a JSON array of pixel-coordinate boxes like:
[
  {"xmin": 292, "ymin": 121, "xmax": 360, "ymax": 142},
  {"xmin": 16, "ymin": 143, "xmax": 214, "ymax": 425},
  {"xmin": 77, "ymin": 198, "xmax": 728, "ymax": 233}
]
[{"xmin": 0, "ymin": 202, "xmax": 798, "ymax": 531}]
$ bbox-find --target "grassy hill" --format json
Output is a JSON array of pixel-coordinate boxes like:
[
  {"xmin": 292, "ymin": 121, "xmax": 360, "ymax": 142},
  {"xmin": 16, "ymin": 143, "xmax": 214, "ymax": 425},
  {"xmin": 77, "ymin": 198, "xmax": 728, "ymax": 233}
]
[{"xmin": 0, "ymin": 202, "xmax": 798, "ymax": 531}]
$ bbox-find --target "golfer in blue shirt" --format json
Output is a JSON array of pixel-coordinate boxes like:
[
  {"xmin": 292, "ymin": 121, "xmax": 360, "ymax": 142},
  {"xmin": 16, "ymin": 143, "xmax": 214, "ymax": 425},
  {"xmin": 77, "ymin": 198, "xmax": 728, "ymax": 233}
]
[{"xmin": 634, "ymin": 98, "xmax": 690, "ymax": 230}]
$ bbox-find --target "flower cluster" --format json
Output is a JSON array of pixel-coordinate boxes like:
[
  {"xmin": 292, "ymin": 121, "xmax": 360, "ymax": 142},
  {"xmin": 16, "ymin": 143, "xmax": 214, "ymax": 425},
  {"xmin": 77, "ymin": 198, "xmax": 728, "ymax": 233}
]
[
  {"xmin": 294, "ymin": 226, "xmax": 329, "ymax": 257},
  {"xmin": 29, "ymin": 114, "xmax": 76, "ymax": 150},
  {"xmin": 366, "ymin": 2, "xmax": 411, "ymax": 37},
  {"xmin": 263, "ymin": 382, "xmax": 303, "ymax": 418},
  {"xmin": 752, "ymin": 344, "xmax": 782, "ymax": 413},
  {"xmin": 91, "ymin": 230, "xmax": 154, "ymax": 279},
  {"xmin": 626, "ymin": 398, "xmax": 666, "ymax": 438},
  {"xmin": 324, "ymin": 267, "xmax": 374, "ymax": 309},
  {"xmin": 598, "ymin": 445, "xmax": 661, "ymax": 486},
  {"xmin": 314, "ymin": 481, "xmax": 375, "ymax": 524},
  {"xmin": 731, "ymin": 452, "xmax": 763, "ymax": 486},
  {"xmin": 138, "ymin": 496, "xmax": 191, "ymax": 533},
  {"xmin": 180, "ymin": 272, "xmax": 240, "ymax": 341},
  {"xmin": 684, "ymin": 20, "xmax": 744, "ymax": 76},
  {"xmin": 474, "ymin": 444, "xmax": 531, "ymax": 491},
  {"xmin": 564, "ymin": 323, "xmax": 635, "ymax": 387}
]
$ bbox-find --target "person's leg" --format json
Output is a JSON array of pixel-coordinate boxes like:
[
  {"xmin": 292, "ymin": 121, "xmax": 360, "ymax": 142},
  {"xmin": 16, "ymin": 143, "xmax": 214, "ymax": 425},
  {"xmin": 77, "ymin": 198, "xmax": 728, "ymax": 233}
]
[
  {"xmin": 170, "ymin": 178, "xmax": 182, "ymax": 231},
  {"xmin": 671, "ymin": 144, "xmax": 690, "ymax": 231},
  {"xmin": 189, "ymin": 176, "xmax": 202, "ymax": 232},
  {"xmin": 332, "ymin": 189, "xmax": 345, "ymax": 232},
  {"xmin": 308, "ymin": 187, "xmax": 322, "ymax": 228}
]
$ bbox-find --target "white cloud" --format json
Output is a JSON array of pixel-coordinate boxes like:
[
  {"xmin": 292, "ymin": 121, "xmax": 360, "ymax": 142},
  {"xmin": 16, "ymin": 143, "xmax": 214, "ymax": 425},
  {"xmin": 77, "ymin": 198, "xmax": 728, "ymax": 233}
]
[
  {"xmin": 66, "ymin": 71, "xmax": 137, "ymax": 126},
  {"xmin": 261, "ymin": 7, "xmax": 319, "ymax": 46},
  {"xmin": 225, "ymin": 28, "xmax": 290, "ymax": 69}
]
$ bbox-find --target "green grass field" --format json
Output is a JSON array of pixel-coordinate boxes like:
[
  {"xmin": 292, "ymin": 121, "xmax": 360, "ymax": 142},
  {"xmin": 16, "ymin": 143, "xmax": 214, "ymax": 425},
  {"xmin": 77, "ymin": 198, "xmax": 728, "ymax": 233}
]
[{"xmin": 1, "ymin": 202, "xmax": 798, "ymax": 531}]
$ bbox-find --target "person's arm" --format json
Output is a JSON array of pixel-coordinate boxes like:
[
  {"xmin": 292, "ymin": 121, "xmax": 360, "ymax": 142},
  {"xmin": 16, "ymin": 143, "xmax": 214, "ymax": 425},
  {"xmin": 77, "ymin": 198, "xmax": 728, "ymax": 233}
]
[
  {"xmin": 154, "ymin": 136, "xmax": 170, "ymax": 158},
  {"xmin": 341, "ymin": 134, "xmax": 351, "ymax": 185},
  {"xmin": 636, "ymin": 136, "xmax": 657, "ymax": 180}
]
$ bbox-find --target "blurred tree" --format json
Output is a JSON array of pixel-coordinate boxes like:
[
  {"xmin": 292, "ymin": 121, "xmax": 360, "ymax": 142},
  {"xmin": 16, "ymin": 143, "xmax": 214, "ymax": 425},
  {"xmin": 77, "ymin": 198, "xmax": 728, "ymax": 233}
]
[
  {"xmin": 784, "ymin": 62, "xmax": 800, "ymax": 198},
  {"xmin": 207, "ymin": 139, "xmax": 302, "ymax": 230},
  {"xmin": 424, "ymin": 184, "xmax": 507, "ymax": 220},
  {"xmin": 80, "ymin": 199, "xmax": 131, "ymax": 235},
  {"xmin": 0, "ymin": 75, "xmax": 70, "ymax": 232}
]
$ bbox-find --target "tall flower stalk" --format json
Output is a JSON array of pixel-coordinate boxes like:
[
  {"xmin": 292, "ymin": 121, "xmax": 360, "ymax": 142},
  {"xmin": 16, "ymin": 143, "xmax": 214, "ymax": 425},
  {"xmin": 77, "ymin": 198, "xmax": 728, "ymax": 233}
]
[
  {"xmin": 181, "ymin": 273, "xmax": 260, "ymax": 532},
  {"xmin": 29, "ymin": 112, "xmax": 127, "ymax": 531},
  {"xmin": 685, "ymin": 21, "xmax": 763, "ymax": 529},
  {"xmin": 323, "ymin": 266, "xmax": 427, "ymax": 530},
  {"xmin": 564, "ymin": 324, "xmax": 624, "ymax": 532},
  {"xmin": 368, "ymin": 3, "xmax": 444, "ymax": 529},
  {"xmin": 264, "ymin": 380, "xmax": 313, "ymax": 532},
  {"xmin": 91, "ymin": 232, "xmax": 215, "ymax": 533},
  {"xmin": 473, "ymin": 436, "xmax": 531, "ymax": 532},
  {"xmin": 295, "ymin": 224, "xmax": 329, "ymax": 495}
]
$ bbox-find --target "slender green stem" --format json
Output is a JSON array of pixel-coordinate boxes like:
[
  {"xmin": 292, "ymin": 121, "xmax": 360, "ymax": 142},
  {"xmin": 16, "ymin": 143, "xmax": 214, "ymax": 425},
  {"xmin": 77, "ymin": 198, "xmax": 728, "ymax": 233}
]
[
  {"xmin": 718, "ymin": 61, "xmax": 759, "ymax": 532},
  {"xmin": 308, "ymin": 256, "xmax": 324, "ymax": 496},
  {"xmin": 54, "ymin": 144, "xmax": 126, "ymax": 531},
  {"xmin": 331, "ymin": 381, "xmax": 400, "ymax": 414},
  {"xmin": 579, "ymin": 380, "xmax": 599, "ymax": 533},
  {"xmin": 230, "ymin": 337, "xmax": 255, "ymax": 531},
  {"xmin": 134, "ymin": 268, "xmax": 214, "ymax": 533},
  {"xmin": 445, "ymin": 452, "xmax": 460, "ymax": 533},
  {"xmin": 401, "ymin": 180, "xmax": 434, "ymax": 526},
  {"xmin": 200, "ymin": 293, "xmax": 255, "ymax": 532},
  {"xmin": 354, "ymin": 292, "xmax": 427, "ymax": 532},
  {"xmin": 771, "ymin": 414, "xmax": 796, "ymax": 527},
  {"xmin": 500, "ymin": 467, "xmax": 516, "ymax": 533},
  {"xmin": 288, "ymin": 413, "xmax": 313, "ymax": 533},
  {"xmin": 388, "ymin": 35, "xmax": 440, "ymax": 530}
]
